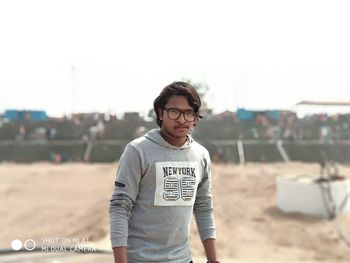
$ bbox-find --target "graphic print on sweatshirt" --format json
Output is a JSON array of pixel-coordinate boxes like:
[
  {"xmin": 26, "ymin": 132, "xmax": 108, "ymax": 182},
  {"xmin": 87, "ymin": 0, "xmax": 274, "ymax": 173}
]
[{"xmin": 154, "ymin": 161, "xmax": 201, "ymax": 206}]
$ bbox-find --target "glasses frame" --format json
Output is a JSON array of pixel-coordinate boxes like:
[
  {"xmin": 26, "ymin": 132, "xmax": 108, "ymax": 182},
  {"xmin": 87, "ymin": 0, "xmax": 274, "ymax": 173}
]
[{"xmin": 163, "ymin": 107, "xmax": 198, "ymax": 122}]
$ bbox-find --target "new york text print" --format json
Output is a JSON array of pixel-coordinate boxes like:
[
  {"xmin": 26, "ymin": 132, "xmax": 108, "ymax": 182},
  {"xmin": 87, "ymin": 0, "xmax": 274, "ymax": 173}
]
[{"xmin": 154, "ymin": 162, "xmax": 201, "ymax": 206}]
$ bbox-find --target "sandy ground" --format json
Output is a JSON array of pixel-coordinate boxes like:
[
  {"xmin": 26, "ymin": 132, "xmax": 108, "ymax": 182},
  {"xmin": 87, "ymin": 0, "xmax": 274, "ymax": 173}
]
[{"xmin": 0, "ymin": 162, "xmax": 350, "ymax": 263}]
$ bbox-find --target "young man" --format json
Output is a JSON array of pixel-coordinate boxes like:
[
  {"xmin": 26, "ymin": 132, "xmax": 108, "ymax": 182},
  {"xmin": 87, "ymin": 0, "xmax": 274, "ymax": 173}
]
[{"xmin": 109, "ymin": 81, "xmax": 219, "ymax": 263}]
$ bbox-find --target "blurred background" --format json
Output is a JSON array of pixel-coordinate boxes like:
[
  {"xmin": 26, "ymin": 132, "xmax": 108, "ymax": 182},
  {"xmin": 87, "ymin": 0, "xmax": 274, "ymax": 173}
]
[{"xmin": 1, "ymin": 0, "xmax": 350, "ymax": 262}]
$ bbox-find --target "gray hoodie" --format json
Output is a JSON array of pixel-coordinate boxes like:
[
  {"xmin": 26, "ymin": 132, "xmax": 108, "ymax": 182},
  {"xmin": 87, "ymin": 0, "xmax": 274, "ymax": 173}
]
[{"xmin": 109, "ymin": 129, "xmax": 216, "ymax": 263}]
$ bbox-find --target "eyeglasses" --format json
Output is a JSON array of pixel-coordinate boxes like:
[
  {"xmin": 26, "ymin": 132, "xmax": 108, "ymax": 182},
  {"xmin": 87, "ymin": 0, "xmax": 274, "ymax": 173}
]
[{"xmin": 163, "ymin": 107, "xmax": 198, "ymax": 122}]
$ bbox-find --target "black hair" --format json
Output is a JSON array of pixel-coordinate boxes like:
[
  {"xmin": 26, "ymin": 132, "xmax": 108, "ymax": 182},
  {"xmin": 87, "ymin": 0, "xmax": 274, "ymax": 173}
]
[{"xmin": 153, "ymin": 81, "xmax": 202, "ymax": 127}]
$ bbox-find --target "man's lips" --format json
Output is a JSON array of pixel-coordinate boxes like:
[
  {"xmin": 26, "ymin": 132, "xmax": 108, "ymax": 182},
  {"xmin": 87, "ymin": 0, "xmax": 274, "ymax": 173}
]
[{"xmin": 175, "ymin": 126, "xmax": 189, "ymax": 130}]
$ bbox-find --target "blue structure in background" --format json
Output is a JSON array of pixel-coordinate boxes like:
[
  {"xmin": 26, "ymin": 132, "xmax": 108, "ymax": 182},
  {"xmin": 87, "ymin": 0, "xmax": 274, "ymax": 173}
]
[
  {"xmin": 266, "ymin": 110, "xmax": 280, "ymax": 121},
  {"xmin": 237, "ymin": 108, "xmax": 281, "ymax": 122},
  {"xmin": 236, "ymin": 108, "xmax": 254, "ymax": 121},
  {"xmin": 4, "ymin": 110, "xmax": 48, "ymax": 121}
]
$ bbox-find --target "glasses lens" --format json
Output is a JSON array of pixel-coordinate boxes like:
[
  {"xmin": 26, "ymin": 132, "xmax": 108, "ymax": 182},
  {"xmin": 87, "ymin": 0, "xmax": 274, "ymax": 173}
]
[
  {"xmin": 168, "ymin": 109, "xmax": 181, "ymax": 120},
  {"xmin": 184, "ymin": 111, "xmax": 196, "ymax": 121}
]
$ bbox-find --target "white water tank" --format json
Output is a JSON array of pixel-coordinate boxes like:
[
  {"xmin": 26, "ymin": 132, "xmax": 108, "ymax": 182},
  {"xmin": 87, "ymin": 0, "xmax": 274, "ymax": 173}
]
[{"xmin": 276, "ymin": 174, "xmax": 350, "ymax": 217}]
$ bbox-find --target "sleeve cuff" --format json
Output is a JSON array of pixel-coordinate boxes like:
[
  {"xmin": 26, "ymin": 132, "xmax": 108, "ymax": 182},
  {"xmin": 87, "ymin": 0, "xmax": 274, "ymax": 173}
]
[
  {"xmin": 110, "ymin": 236, "xmax": 128, "ymax": 248},
  {"xmin": 200, "ymin": 229, "xmax": 216, "ymax": 241}
]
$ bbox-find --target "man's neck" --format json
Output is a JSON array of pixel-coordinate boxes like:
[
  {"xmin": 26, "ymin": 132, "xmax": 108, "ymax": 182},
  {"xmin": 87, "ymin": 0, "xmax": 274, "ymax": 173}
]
[{"xmin": 159, "ymin": 129, "xmax": 187, "ymax": 148}]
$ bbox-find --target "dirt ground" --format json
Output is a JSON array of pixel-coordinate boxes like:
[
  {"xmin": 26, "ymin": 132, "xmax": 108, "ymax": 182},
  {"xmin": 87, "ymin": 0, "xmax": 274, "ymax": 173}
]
[{"xmin": 1, "ymin": 162, "xmax": 350, "ymax": 263}]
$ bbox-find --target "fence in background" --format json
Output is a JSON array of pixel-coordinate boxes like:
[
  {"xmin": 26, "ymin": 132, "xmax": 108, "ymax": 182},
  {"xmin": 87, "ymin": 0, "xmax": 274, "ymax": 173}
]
[{"xmin": 1, "ymin": 140, "xmax": 350, "ymax": 163}]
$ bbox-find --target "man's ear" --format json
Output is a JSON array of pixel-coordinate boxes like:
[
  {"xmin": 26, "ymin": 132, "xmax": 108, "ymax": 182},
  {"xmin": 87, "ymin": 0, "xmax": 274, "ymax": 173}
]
[{"xmin": 193, "ymin": 117, "xmax": 199, "ymax": 127}]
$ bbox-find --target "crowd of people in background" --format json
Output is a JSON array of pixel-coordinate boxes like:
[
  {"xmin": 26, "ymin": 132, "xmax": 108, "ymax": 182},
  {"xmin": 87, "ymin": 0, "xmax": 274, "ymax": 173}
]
[
  {"xmin": 211, "ymin": 110, "xmax": 350, "ymax": 142},
  {"xmin": 1, "ymin": 110, "xmax": 350, "ymax": 144}
]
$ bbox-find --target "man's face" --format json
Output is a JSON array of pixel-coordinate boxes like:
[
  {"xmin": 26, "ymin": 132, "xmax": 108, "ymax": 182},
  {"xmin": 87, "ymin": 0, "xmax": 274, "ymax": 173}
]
[{"xmin": 159, "ymin": 95, "xmax": 198, "ymax": 140}]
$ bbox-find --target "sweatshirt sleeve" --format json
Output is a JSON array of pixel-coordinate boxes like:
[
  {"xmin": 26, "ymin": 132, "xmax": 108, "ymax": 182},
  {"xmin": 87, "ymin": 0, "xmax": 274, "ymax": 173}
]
[
  {"xmin": 193, "ymin": 150, "xmax": 216, "ymax": 241},
  {"xmin": 109, "ymin": 144, "xmax": 142, "ymax": 248}
]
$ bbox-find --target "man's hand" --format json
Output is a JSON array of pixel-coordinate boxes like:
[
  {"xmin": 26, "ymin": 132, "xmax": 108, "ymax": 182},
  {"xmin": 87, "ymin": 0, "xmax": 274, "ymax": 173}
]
[{"xmin": 203, "ymin": 238, "xmax": 219, "ymax": 262}]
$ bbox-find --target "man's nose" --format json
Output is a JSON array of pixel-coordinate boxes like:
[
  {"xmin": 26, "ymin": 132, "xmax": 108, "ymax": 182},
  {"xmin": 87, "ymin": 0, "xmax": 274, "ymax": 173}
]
[{"xmin": 177, "ymin": 113, "xmax": 186, "ymax": 123}]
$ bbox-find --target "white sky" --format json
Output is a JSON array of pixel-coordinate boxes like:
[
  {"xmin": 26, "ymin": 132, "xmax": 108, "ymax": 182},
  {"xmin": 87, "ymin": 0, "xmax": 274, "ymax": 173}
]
[{"xmin": 1, "ymin": 0, "xmax": 350, "ymax": 117}]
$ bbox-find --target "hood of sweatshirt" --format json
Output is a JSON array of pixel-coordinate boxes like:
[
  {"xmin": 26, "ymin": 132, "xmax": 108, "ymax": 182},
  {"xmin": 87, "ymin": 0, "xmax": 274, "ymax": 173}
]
[{"xmin": 144, "ymin": 128, "xmax": 193, "ymax": 150}]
